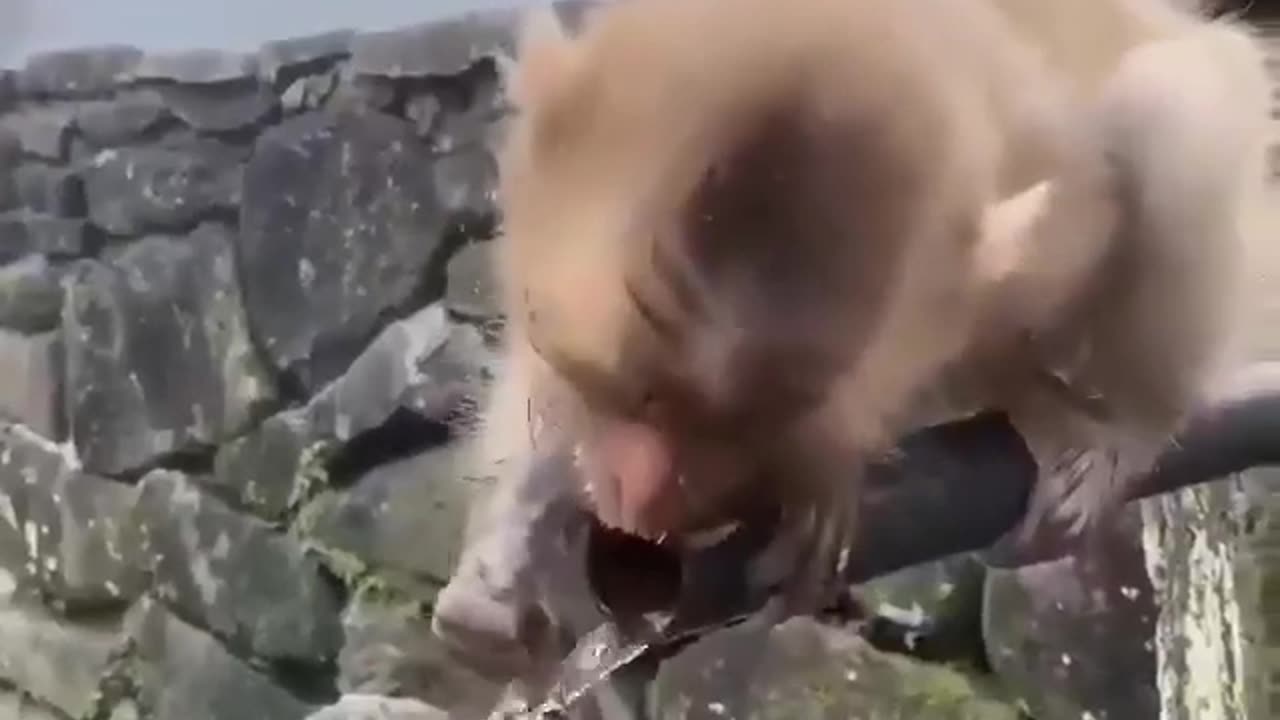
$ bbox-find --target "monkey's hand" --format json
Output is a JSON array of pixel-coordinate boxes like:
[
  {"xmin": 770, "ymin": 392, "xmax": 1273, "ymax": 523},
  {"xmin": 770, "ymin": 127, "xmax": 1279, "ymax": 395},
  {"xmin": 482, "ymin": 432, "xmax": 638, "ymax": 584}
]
[{"xmin": 751, "ymin": 491, "xmax": 859, "ymax": 620}]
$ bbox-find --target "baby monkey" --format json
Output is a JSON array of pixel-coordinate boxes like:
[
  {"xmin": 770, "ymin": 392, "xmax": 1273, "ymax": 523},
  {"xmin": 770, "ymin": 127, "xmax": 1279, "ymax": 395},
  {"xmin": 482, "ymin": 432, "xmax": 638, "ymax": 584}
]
[{"xmin": 469, "ymin": 0, "xmax": 1270, "ymax": 614}]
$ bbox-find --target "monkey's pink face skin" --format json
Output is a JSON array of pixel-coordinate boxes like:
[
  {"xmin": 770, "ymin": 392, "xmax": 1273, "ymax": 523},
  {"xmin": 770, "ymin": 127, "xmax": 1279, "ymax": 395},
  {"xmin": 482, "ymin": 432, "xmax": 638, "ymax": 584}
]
[{"xmin": 575, "ymin": 416, "xmax": 757, "ymax": 542}]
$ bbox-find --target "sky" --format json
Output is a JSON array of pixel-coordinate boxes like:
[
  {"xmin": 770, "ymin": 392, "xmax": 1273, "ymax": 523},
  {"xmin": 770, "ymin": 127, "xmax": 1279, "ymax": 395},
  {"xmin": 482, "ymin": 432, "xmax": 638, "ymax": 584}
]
[{"xmin": 0, "ymin": 0, "xmax": 548, "ymax": 67}]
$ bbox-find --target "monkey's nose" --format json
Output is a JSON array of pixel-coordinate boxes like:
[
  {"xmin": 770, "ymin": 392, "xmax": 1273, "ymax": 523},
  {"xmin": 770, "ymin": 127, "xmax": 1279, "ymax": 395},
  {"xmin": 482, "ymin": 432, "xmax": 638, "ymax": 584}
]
[{"xmin": 594, "ymin": 421, "xmax": 683, "ymax": 538}]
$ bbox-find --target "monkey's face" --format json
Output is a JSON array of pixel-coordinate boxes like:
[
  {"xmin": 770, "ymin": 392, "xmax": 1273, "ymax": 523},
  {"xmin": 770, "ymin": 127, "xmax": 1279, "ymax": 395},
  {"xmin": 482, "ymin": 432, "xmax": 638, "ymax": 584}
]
[
  {"xmin": 528, "ymin": 298, "xmax": 858, "ymax": 542},
  {"xmin": 502, "ymin": 0, "xmax": 997, "ymax": 540}
]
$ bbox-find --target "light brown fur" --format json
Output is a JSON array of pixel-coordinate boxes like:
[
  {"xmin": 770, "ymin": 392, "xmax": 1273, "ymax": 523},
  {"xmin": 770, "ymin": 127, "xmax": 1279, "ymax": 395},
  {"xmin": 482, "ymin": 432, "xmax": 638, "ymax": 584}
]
[{"xmin": 465, "ymin": 0, "xmax": 1271, "ymax": 602}]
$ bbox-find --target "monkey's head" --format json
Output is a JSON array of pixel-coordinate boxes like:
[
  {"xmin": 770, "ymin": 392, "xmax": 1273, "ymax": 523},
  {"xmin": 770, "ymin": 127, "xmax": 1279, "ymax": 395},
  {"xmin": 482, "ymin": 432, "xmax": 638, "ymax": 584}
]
[{"xmin": 497, "ymin": 0, "xmax": 1001, "ymax": 541}]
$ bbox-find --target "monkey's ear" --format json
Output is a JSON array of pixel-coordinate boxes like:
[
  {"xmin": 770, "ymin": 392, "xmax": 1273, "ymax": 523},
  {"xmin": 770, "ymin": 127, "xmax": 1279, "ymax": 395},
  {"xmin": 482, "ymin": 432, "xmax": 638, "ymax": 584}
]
[
  {"xmin": 510, "ymin": 7, "xmax": 581, "ymax": 112},
  {"xmin": 974, "ymin": 181, "xmax": 1051, "ymax": 285}
]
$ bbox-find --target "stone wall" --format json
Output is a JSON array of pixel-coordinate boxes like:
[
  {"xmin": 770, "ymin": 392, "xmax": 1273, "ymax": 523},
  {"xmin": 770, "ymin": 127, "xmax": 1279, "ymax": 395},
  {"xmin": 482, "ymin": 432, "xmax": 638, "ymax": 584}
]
[
  {"xmin": 0, "ymin": 8, "xmax": 536, "ymax": 719},
  {"xmin": 0, "ymin": 4, "xmax": 1274, "ymax": 720}
]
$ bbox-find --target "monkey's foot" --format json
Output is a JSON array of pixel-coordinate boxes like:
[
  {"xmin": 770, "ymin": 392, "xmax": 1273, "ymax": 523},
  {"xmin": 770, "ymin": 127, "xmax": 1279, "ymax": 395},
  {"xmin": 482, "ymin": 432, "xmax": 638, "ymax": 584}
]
[{"xmin": 988, "ymin": 438, "xmax": 1155, "ymax": 567}]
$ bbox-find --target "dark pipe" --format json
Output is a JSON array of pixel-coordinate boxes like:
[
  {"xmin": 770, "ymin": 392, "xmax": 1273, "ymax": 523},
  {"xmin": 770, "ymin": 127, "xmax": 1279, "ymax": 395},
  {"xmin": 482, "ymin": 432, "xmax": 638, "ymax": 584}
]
[
  {"xmin": 849, "ymin": 387, "xmax": 1280, "ymax": 583},
  {"xmin": 584, "ymin": 387, "xmax": 1280, "ymax": 642},
  {"xmin": 1127, "ymin": 390, "xmax": 1280, "ymax": 502},
  {"xmin": 845, "ymin": 410, "xmax": 1036, "ymax": 582}
]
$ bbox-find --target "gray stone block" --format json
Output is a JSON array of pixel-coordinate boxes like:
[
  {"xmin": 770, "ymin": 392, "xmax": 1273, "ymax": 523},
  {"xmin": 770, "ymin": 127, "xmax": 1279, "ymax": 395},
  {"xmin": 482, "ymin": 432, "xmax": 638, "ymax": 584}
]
[
  {"xmin": 133, "ymin": 471, "xmax": 344, "ymax": 663},
  {"xmin": 0, "ymin": 212, "xmax": 95, "ymax": 264},
  {"xmin": 156, "ymin": 80, "xmax": 278, "ymax": 133},
  {"xmin": 0, "ymin": 328, "xmax": 62, "ymax": 437},
  {"xmin": 211, "ymin": 305, "xmax": 492, "ymax": 520},
  {"xmin": 130, "ymin": 49, "xmax": 257, "ymax": 85},
  {"xmin": 12, "ymin": 164, "xmax": 84, "ymax": 217},
  {"xmin": 444, "ymin": 241, "xmax": 499, "ymax": 321},
  {"xmin": 349, "ymin": 10, "xmax": 519, "ymax": 79},
  {"xmin": 62, "ymin": 225, "xmax": 277, "ymax": 476},
  {"xmin": 17, "ymin": 46, "xmax": 142, "ymax": 98},
  {"xmin": 302, "ymin": 441, "xmax": 485, "ymax": 589},
  {"xmin": 0, "ymin": 425, "xmax": 144, "ymax": 605},
  {"xmin": 0, "ymin": 579, "xmax": 127, "ymax": 718},
  {"xmin": 81, "ymin": 146, "xmax": 241, "ymax": 236},
  {"xmin": 258, "ymin": 30, "xmax": 355, "ymax": 86},
  {"xmin": 238, "ymin": 110, "xmax": 446, "ymax": 391},
  {"xmin": 126, "ymin": 596, "xmax": 314, "ymax": 720},
  {"xmin": 0, "ymin": 107, "xmax": 75, "ymax": 161},
  {"xmin": 76, "ymin": 89, "xmax": 173, "ymax": 147}
]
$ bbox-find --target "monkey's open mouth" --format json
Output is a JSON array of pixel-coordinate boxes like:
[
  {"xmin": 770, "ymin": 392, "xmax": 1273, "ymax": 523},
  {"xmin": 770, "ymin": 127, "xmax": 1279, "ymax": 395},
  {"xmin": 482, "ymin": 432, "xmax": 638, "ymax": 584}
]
[{"xmin": 585, "ymin": 518, "xmax": 683, "ymax": 620}]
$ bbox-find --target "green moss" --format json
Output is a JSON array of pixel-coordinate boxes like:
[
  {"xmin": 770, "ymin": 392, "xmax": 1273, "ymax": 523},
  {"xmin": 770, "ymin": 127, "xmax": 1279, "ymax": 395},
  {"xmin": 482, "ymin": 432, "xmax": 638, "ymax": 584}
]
[
  {"xmin": 287, "ymin": 439, "xmax": 337, "ymax": 515},
  {"xmin": 351, "ymin": 573, "xmax": 420, "ymax": 609},
  {"xmin": 304, "ymin": 539, "xmax": 370, "ymax": 590},
  {"xmin": 659, "ymin": 626, "xmax": 1023, "ymax": 720}
]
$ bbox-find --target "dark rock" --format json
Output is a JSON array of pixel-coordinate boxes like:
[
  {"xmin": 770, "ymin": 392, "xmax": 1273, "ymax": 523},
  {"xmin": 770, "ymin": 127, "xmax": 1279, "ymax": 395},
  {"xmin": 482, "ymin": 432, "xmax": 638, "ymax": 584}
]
[
  {"xmin": 0, "ymin": 329, "xmax": 62, "ymax": 437},
  {"xmin": 0, "ymin": 134, "xmax": 18, "ymax": 212},
  {"xmin": 429, "ymin": 63, "xmax": 509, "ymax": 154},
  {"xmin": 81, "ymin": 146, "xmax": 241, "ymax": 236},
  {"xmin": 211, "ymin": 408, "xmax": 315, "ymax": 521},
  {"xmin": 239, "ymin": 110, "xmax": 446, "ymax": 391},
  {"xmin": 0, "ymin": 128, "xmax": 17, "ymax": 159},
  {"xmin": 982, "ymin": 507, "xmax": 1158, "ymax": 720},
  {"xmin": 0, "ymin": 213, "xmax": 34, "ymax": 265},
  {"xmin": 0, "ymin": 71, "xmax": 16, "ymax": 111},
  {"xmin": 156, "ymin": 80, "xmax": 278, "ymax": 133},
  {"xmin": 211, "ymin": 306, "xmax": 488, "ymax": 520},
  {"xmin": 0, "ymin": 180, "xmax": 15, "ymax": 216},
  {"xmin": 76, "ymin": 89, "xmax": 173, "ymax": 146},
  {"xmin": 306, "ymin": 696, "xmax": 448, "ymax": 720},
  {"xmin": 326, "ymin": 68, "xmax": 398, "ymax": 114},
  {"xmin": 434, "ymin": 150, "xmax": 498, "ymax": 232},
  {"xmin": 18, "ymin": 46, "xmax": 142, "ymax": 98},
  {"xmin": 155, "ymin": 130, "xmax": 254, "ymax": 164},
  {"xmin": 62, "ymin": 224, "xmax": 277, "ymax": 476},
  {"xmin": 133, "ymin": 470, "xmax": 344, "ymax": 663},
  {"xmin": 126, "ymin": 596, "xmax": 315, "ymax": 720},
  {"xmin": 12, "ymin": 164, "xmax": 84, "ymax": 217},
  {"xmin": 258, "ymin": 30, "xmax": 355, "ymax": 86},
  {"xmin": 0, "ymin": 425, "xmax": 144, "ymax": 605},
  {"xmin": 0, "ymin": 576, "xmax": 128, "ymax": 718},
  {"xmin": 337, "ymin": 597, "xmax": 498, "ymax": 714},
  {"xmin": 0, "ymin": 255, "xmax": 65, "ymax": 333},
  {"xmin": 302, "ymin": 442, "xmax": 484, "ymax": 591},
  {"xmin": 25, "ymin": 216, "xmax": 93, "ymax": 258},
  {"xmin": 444, "ymin": 242, "xmax": 498, "ymax": 320},
  {"xmin": 0, "ymin": 212, "xmax": 94, "ymax": 262},
  {"xmin": 0, "ymin": 107, "xmax": 75, "ymax": 161},
  {"xmin": 349, "ymin": 10, "xmax": 519, "ymax": 79},
  {"xmin": 130, "ymin": 49, "xmax": 257, "ymax": 85},
  {"xmin": 857, "ymin": 553, "xmax": 988, "ymax": 666},
  {"xmin": 653, "ymin": 617, "xmax": 1022, "ymax": 720}
]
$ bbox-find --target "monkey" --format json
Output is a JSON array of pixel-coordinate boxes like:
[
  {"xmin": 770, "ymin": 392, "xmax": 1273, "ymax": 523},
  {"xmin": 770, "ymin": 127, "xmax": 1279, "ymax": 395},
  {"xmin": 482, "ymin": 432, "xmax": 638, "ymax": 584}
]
[
  {"xmin": 433, "ymin": 0, "xmax": 1272, "ymax": 691},
  {"xmin": 966, "ymin": 0, "xmax": 1271, "ymax": 556},
  {"xmin": 490, "ymin": 0, "xmax": 1089, "ymax": 548}
]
